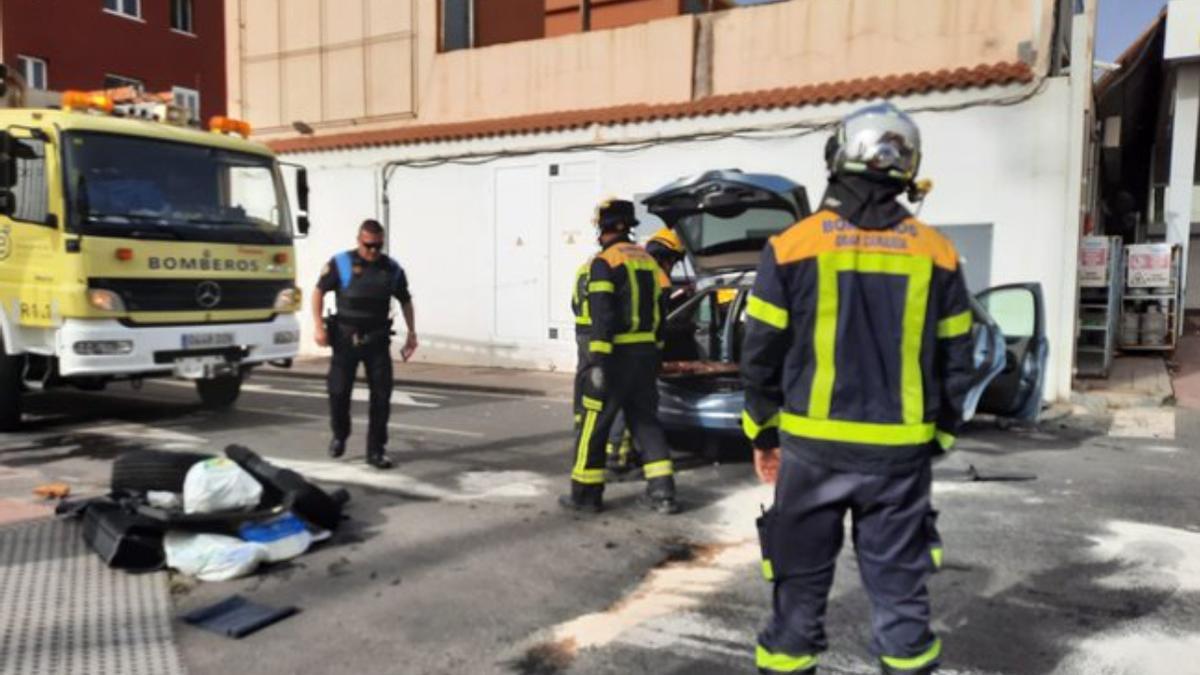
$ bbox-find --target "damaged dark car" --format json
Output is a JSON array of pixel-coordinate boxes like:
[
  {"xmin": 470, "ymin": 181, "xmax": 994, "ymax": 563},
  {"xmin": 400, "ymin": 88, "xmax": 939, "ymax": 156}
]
[{"xmin": 642, "ymin": 170, "xmax": 1049, "ymax": 455}]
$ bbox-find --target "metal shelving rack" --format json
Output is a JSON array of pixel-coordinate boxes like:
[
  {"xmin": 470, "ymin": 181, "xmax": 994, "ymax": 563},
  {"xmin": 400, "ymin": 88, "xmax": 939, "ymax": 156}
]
[
  {"xmin": 1076, "ymin": 236, "xmax": 1122, "ymax": 377},
  {"xmin": 1119, "ymin": 243, "xmax": 1181, "ymax": 353}
]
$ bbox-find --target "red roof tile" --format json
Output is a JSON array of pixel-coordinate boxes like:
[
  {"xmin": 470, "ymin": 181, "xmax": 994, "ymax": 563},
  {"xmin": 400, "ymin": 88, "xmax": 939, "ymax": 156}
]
[{"xmin": 269, "ymin": 61, "xmax": 1034, "ymax": 154}]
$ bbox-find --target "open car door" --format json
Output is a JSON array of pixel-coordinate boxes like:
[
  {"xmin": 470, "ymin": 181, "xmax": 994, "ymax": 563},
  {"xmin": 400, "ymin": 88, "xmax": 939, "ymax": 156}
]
[{"xmin": 968, "ymin": 283, "xmax": 1049, "ymax": 421}]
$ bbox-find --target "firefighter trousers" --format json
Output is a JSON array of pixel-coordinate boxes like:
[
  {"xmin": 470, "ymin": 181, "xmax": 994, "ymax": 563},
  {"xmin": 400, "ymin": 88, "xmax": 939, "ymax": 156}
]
[
  {"xmin": 570, "ymin": 344, "xmax": 674, "ymax": 502},
  {"xmin": 756, "ymin": 447, "xmax": 941, "ymax": 674},
  {"xmin": 328, "ymin": 327, "xmax": 393, "ymax": 451},
  {"xmin": 573, "ymin": 332, "xmax": 591, "ymax": 428}
]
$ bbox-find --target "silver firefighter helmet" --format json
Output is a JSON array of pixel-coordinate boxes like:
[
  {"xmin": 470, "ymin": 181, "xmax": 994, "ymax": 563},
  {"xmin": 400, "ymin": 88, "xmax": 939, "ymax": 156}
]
[{"xmin": 826, "ymin": 102, "xmax": 921, "ymax": 184}]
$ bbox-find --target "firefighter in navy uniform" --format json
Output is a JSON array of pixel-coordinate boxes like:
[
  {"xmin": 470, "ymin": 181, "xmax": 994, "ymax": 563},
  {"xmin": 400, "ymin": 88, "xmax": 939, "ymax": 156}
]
[
  {"xmin": 313, "ymin": 219, "xmax": 418, "ymax": 470},
  {"xmin": 562, "ymin": 199, "xmax": 680, "ymax": 515},
  {"xmin": 602, "ymin": 226, "xmax": 689, "ymax": 478},
  {"xmin": 742, "ymin": 103, "xmax": 974, "ymax": 674},
  {"xmin": 645, "ymin": 227, "xmax": 686, "ymax": 277},
  {"xmin": 571, "ymin": 256, "xmax": 595, "ymax": 430}
]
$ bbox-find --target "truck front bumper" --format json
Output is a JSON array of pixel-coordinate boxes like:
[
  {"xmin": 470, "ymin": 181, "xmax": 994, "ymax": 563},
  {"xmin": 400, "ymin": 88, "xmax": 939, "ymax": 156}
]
[{"xmin": 55, "ymin": 315, "xmax": 301, "ymax": 378}]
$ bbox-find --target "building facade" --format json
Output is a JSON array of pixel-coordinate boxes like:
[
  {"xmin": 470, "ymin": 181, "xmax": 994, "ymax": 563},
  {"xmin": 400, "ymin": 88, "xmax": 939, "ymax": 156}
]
[
  {"xmin": 1, "ymin": 0, "xmax": 225, "ymax": 121},
  {"xmin": 227, "ymin": 0, "xmax": 1097, "ymax": 403}
]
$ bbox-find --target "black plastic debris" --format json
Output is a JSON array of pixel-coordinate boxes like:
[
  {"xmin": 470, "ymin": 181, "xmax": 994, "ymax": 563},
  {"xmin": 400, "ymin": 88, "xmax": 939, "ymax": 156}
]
[{"xmin": 182, "ymin": 595, "xmax": 298, "ymax": 638}]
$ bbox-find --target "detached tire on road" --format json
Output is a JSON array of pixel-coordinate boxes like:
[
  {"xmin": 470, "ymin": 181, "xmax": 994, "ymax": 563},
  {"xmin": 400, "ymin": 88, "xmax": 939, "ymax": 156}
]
[
  {"xmin": 196, "ymin": 376, "xmax": 242, "ymax": 409},
  {"xmin": 0, "ymin": 352, "xmax": 24, "ymax": 432},
  {"xmin": 111, "ymin": 450, "xmax": 214, "ymax": 493}
]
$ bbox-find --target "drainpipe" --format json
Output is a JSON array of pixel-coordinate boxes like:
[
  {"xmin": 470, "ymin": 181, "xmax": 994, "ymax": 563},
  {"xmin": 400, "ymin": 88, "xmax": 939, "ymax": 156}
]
[{"xmin": 581, "ymin": 0, "xmax": 591, "ymax": 32}]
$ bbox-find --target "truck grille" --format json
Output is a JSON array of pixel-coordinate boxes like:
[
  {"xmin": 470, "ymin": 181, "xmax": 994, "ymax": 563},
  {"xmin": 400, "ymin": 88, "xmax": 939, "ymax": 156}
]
[{"xmin": 89, "ymin": 278, "xmax": 290, "ymax": 312}]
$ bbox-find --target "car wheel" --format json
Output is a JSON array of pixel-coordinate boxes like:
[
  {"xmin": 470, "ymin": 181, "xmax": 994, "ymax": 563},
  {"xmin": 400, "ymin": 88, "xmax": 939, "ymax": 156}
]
[{"xmin": 111, "ymin": 449, "xmax": 214, "ymax": 493}]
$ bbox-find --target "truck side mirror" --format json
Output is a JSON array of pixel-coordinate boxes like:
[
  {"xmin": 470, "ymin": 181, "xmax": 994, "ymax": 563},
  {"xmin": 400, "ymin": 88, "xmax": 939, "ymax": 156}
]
[
  {"xmin": 0, "ymin": 132, "xmax": 16, "ymax": 189},
  {"xmin": 296, "ymin": 167, "xmax": 309, "ymax": 213}
]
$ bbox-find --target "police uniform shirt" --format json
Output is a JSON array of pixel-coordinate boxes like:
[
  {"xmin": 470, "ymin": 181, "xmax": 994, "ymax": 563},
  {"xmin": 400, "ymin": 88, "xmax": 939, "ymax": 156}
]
[{"xmin": 317, "ymin": 250, "xmax": 412, "ymax": 328}]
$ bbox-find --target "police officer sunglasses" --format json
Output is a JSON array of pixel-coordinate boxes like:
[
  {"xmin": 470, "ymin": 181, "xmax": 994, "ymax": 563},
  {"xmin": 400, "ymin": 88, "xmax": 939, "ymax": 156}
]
[{"xmin": 360, "ymin": 241, "xmax": 384, "ymax": 251}]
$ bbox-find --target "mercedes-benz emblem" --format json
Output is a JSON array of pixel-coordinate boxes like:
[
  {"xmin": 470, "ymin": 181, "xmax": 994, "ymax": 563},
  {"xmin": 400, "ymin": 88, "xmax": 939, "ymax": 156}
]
[{"xmin": 196, "ymin": 281, "xmax": 222, "ymax": 309}]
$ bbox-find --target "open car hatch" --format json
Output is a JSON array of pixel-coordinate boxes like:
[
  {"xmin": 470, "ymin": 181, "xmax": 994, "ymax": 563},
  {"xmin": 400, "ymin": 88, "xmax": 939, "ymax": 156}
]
[{"xmin": 643, "ymin": 170, "xmax": 811, "ymax": 273}]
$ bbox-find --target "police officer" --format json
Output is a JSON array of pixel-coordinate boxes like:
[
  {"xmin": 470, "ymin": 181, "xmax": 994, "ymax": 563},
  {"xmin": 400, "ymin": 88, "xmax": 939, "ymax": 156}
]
[
  {"xmin": 562, "ymin": 199, "xmax": 680, "ymax": 515},
  {"xmin": 742, "ymin": 103, "xmax": 974, "ymax": 674},
  {"xmin": 313, "ymin": 219, "xmax": 418, "ymax": 470}
]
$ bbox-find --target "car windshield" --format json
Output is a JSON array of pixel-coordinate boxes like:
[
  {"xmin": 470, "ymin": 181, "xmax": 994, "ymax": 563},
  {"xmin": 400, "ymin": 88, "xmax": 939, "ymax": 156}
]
[
  {"xmin": 63, "ymin": 131, "xmax": 291, "ymax": 244},
  {"xmin": 675, "ymin": 206, "xmax": 796, "ymax": 255}
]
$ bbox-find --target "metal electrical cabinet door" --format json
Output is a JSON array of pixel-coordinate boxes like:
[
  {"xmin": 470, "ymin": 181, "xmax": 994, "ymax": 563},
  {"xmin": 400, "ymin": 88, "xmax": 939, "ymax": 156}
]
[
  {"xmin": 546, "ymin": 163, "xmax": 597, "ymax": 335},
  {"xmin": 493, "ymin": 165, "xmax": 546, "ymax": 341}
]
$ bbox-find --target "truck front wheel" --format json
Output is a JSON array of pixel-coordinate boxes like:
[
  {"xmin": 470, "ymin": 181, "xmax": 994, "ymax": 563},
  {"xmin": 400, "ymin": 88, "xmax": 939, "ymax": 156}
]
[
  {"xmin": 0, "ymin": 353, "xmax": 23, "ymax": 431},
  {"xmin": 196, "ymin": 375, "xmax": 242, "ymax": 409}
]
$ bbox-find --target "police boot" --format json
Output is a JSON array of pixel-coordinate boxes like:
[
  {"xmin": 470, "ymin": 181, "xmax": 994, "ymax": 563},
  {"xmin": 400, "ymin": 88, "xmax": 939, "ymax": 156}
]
[
  {"xmin": 558, "ymin": 484, "xmax": 603, "ymax": 514},
  {"xmin": 366, "ymin": 447, "xmax": 394, "ymax": 470},
  {"xmin": 328, "ymin": 438, "xmax": 346, "ymax": 458},
  {"xmin": 640, "ymin": 477, "xmax": 680, "ymax": 515}
]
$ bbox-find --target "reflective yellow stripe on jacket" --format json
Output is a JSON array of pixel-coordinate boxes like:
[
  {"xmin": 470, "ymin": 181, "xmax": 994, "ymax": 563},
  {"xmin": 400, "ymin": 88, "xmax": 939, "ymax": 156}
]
[{"xmin": 809, "ymin": 251, "xmax": 931, "ymax": 427}]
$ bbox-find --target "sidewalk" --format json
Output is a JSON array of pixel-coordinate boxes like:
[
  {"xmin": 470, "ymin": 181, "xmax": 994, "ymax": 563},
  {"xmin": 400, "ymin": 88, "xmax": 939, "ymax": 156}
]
[
  {"xmin": 272, "ymin": 357, "xmax": 574, "ymax": 398},
  {"xmin": 1075, "ymin": 354, "xmax": 1174, "ymax": 409}
]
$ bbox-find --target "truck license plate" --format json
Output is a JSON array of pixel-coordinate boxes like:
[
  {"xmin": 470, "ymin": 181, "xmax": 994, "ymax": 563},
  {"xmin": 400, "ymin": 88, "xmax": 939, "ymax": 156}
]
[
  {"xmin": 173, "ymin": 356, "xmax": 227, "ymax": 380},
  {"xmin": 181, "ymin": 332, "xmax": 235, "ymax": 349}
]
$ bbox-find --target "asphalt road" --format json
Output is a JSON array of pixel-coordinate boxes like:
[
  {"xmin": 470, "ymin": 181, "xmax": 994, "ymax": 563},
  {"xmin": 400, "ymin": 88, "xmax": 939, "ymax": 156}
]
[{"xmin": 2, "ymin": 373, "xmax": 1200, "ymax": 674}]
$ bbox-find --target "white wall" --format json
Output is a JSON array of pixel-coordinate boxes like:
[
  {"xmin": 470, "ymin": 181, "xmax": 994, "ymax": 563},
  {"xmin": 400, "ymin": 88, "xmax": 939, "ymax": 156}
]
[{"xmin": 287, "ymin": 80, "xmax": 1078, "ymax": 400}]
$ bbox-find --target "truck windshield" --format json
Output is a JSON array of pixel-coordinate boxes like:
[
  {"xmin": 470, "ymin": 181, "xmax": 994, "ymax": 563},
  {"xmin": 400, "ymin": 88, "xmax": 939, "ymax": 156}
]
[{"xmin": 62, "ymin": 131, "xmax": 292, "ymax": 244}]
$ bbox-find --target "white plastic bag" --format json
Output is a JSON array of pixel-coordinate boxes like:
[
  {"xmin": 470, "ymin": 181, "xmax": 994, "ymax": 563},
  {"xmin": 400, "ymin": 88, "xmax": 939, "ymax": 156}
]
[
  {"xmin": 163, "ymin": 532, "xmax": 268, "ymax": 582},
  {"xmin": 146, "ymin": 491, "xmax": 182, "ymax": 510},
  {"xmin": 238, "ymin": 512, "xmax": 313, "ymax": 563},
  {"xmin": 182, "ymin": 458, "xmax": 263, "ymax": 514}
]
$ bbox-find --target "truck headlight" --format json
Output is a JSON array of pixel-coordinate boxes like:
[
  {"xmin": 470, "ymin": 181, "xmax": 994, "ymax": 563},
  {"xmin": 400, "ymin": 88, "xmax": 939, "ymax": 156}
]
[
  {"xmin": 273, "ymin": 330, "xmax": 300, "ymax": 345},
  {"xmin": 73, "ymin": 340, "xmax": 133, "ymax": 355},
  {"xmin": 274, "ymin": 287, "xmax": 301, "ymax": 311},
  {"xmin": 88, "ymin": 289, "xmax": 126, "ymax": 312}
]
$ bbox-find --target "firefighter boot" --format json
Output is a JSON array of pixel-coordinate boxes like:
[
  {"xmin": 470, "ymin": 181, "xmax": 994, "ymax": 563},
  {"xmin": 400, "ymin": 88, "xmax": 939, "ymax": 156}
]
[
  {"xmin": 559, "ymin": 484, "xmax": 603, "ymax": 514},
  {"xmin": 640, "ymin": 476, "xmax": 680, "ymax": 515},
  {"xmin": 605, "ymin": 436, "xmax": 640, "ymax": 483}
]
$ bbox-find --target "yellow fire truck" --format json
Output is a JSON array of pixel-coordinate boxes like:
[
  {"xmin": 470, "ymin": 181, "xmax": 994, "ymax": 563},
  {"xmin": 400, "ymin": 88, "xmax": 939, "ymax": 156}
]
[{"xmin": 0, "ymin": 89, "xmax": 309, "ymax": 430}]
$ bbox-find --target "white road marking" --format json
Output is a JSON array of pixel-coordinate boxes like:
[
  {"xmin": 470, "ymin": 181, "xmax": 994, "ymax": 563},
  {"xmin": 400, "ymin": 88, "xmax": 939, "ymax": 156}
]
[
  {"xmin": 263, "ymin": 457, "xmax": 543, "ymax": 503},
  {"xmin": 265, "ymin": 456, "xmax": 456, "ymax": 500},
  {"xmin": 516, "ymin": 483, "xmax": 772, "ymax": 657},
  {"xmin": 1109, "ymin": 407, "xmax": 1176, "ymax": 440},
  {"xmin": 150, "ymin": 379, "xmax": 441, "ymax": 408},
  {"xmin": 549, "ymin": 538, "xmax": 760, "ymax": 651},
  {"xmin": 233, "ymin": 406, "xmax": 485, "ymax": 438},
  {"xmin": 457, "ymin": 471, "xmax": 549, "ymax": 498}
]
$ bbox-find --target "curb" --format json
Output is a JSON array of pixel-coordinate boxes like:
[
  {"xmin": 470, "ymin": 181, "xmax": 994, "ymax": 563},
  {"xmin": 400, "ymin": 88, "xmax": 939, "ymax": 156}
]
[{"xmin": 261, "ymin": 364, "xmax": 555, "ymax": 397}]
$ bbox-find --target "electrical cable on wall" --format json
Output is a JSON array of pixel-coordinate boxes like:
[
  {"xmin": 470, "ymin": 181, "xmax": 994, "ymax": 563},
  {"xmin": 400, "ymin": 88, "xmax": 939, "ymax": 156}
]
[{"xmin": 377, "ymin": 73, "xmax": 1052, "ymax": 181}]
